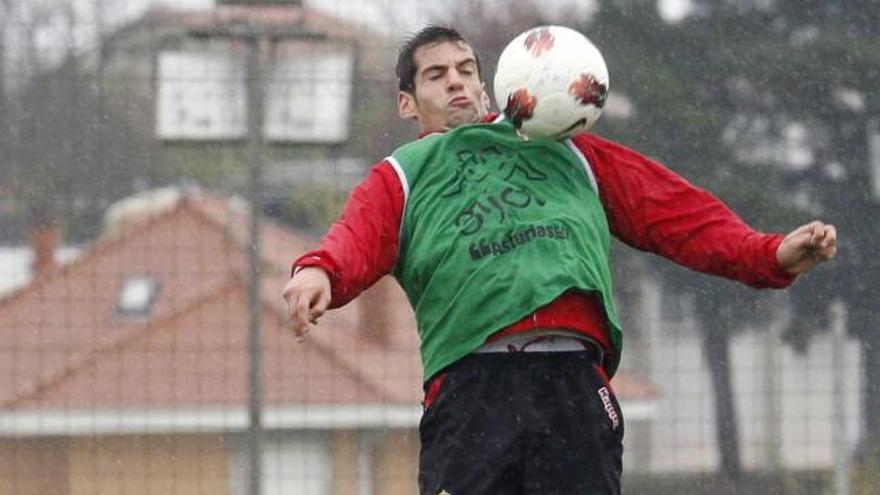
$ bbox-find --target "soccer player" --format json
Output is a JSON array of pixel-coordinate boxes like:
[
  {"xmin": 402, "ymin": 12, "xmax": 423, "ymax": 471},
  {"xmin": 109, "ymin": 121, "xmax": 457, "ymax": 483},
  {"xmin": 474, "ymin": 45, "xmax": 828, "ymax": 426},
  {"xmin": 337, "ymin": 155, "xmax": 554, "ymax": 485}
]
[{"xmin": 282, "ymin": 25, "xmax": 836, "ymax": 494}]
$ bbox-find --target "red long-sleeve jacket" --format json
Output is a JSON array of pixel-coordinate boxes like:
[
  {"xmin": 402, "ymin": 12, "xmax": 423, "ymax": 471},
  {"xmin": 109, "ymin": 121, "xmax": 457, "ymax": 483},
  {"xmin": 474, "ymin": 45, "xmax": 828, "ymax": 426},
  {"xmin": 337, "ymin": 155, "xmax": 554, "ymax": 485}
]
[{"xmin": 293, "ymin": 118, "xmax": 796, "ymax": 358}]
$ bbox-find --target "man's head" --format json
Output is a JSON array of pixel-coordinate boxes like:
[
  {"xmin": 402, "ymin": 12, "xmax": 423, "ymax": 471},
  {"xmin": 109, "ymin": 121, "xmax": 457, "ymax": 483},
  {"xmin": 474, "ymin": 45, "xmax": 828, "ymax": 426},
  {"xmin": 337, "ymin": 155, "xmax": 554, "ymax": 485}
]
[{"xmin": 396, "ymin": 26, "xmax": 490, "ymax": 134}]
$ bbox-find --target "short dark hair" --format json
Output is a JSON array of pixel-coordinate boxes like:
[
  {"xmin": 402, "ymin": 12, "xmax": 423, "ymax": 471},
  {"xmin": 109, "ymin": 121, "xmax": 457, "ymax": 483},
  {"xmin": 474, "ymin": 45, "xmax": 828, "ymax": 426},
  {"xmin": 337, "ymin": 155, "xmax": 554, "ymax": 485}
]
[{"xmin": 396, "ymin": 25, "xmax": 482, "ymax": 93}]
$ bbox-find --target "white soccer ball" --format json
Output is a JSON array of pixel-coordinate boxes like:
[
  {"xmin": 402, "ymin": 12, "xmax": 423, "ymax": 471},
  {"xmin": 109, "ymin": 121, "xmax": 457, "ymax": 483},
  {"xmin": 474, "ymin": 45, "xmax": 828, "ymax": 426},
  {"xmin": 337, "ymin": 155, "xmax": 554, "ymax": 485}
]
[{"xmin": 493, "ymin": 25, "xmax": 609, "ymax": 139}]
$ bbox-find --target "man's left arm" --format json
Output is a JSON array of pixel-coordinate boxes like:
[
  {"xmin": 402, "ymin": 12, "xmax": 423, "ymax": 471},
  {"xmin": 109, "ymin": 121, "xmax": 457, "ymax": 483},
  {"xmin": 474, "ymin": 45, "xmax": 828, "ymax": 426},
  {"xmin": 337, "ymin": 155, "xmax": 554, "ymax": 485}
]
[{"xmin": 573, "ymin": 134, "xmax": 836, "ymax": 287}]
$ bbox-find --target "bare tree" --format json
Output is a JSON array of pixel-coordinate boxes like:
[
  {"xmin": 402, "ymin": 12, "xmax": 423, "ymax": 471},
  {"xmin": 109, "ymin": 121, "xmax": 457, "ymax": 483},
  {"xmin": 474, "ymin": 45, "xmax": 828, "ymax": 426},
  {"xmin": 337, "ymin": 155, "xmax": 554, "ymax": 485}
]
[
  {"xmin": 0, "ymin": 0, "xmax": 9, "ymax": 176},
  {"xmin": 1, "ymin": 0, "xmax": 154, "ymax": 241}
]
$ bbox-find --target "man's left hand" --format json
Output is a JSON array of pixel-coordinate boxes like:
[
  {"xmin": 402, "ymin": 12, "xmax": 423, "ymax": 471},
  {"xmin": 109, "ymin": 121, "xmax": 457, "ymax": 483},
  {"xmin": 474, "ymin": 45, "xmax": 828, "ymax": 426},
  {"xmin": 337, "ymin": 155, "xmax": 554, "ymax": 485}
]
[{"xmin": 776, "ymin": 221, "xmax": 838, "ymax": 276}]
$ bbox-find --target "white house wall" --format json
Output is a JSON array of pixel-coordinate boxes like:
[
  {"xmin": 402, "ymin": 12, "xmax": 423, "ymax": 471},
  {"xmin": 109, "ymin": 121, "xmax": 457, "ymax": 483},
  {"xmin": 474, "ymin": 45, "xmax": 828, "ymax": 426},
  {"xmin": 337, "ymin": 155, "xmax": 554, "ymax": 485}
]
[{"xmin": 631, "ymin": 284, "xmax": 863, "ymax": 474}]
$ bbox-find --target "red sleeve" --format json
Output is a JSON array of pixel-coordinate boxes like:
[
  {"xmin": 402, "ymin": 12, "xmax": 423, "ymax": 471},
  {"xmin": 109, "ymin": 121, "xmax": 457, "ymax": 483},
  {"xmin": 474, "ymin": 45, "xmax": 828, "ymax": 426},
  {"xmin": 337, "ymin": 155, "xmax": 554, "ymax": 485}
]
[
  {"xmin": 292, "ymin": 159, "xmax": 404, "ymax": 308},
  {"xmin": 572, "ymin": 133, "xmax": 795, "ymax": 289}
]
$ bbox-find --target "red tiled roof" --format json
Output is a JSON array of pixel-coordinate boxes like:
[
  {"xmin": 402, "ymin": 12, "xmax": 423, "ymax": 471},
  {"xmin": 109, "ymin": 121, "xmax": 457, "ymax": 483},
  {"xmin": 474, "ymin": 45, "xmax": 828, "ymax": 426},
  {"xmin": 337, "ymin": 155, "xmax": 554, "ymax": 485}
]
[{"xmin": 0, "ymin": 191, "xmax": 421, "ymax": 413}]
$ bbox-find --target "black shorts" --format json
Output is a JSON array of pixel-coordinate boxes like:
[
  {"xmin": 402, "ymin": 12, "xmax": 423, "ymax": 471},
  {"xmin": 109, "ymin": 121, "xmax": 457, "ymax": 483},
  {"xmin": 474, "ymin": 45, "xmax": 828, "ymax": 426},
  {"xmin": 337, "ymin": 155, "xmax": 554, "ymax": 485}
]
[{"xmin": 418, "ymin": 349, "xmax": 623, "ymax": 495}]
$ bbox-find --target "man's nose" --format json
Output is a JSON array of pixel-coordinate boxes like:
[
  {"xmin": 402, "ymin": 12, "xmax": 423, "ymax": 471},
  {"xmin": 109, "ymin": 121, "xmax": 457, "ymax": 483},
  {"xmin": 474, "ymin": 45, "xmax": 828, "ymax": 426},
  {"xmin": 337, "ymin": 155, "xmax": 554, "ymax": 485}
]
[{"xmin": 446, "ymin": 69, "xmax": 465, "ymax": 89}]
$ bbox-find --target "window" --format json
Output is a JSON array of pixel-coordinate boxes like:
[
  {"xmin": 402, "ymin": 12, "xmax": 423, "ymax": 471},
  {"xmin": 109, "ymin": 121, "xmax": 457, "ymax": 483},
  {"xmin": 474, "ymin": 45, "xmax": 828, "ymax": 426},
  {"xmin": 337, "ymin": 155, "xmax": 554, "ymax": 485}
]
[
  {"xmin": 228, "ymin": 432, "xmax": 333, "ymax": 495},
  {"xmin": 116, "ymin": 276, "xmax": 159, "ymax": 317}
]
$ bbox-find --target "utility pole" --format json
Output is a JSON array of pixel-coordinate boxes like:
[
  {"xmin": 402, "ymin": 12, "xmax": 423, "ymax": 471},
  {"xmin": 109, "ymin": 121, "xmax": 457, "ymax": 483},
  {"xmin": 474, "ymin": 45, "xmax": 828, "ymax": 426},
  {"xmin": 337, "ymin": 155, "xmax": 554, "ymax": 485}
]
[
  {"xmin": 188, "ymin": 19, "xmax": 326, "ymax": 495},
  {"xmin": 831, "ymin": 301, "xmax": 850, "ymax": 495},
  {"xmin": 93, "ymin": 0, "xmax": 106, "ymax": 185},
  {"xmin": 868, "ymin": 118, "xmax": 880, "ymax": 202},
  {"xmin": 245, "ymin": 29, "xmax": 265, "ymax": 495},
  {"xmin": 188, "ymin": 23, "xmax": 266, "ymax": 495},
  {"xmin": 0, "ymin": 1, "xmax": 7, "ymax": 157}
]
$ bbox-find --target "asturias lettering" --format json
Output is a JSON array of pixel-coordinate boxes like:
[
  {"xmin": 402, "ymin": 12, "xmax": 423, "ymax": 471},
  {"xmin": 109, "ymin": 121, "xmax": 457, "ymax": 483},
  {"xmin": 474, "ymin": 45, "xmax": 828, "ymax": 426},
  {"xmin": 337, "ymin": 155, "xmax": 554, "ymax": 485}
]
[{"xmin": 469, "ymin": 224, "xmax": 569, "ymax": 260}]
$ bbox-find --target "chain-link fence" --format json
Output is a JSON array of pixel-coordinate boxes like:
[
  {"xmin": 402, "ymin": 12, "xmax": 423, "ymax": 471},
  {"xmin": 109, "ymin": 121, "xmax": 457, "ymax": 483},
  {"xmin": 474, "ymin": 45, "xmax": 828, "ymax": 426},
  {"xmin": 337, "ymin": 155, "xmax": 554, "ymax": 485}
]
[{"xmin": 0, "ymin": 1, "xmax": 876, "ymax": 494}]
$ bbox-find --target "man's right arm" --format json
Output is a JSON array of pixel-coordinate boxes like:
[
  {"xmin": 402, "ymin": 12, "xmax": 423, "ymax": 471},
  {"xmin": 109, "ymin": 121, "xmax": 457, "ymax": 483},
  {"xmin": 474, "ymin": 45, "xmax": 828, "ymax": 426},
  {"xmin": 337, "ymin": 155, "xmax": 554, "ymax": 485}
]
[{"xmin": 282, "ymin": 160, "xmax": 405, "ymax": 339}]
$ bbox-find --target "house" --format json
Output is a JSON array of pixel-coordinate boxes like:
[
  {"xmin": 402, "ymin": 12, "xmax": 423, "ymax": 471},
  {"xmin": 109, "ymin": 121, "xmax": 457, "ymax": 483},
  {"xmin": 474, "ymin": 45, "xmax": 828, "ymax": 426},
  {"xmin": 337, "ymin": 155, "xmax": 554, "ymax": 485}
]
[
  {"xmin": 86, "ymin": 1, "xmax": 405, "ymax": 175},
  {"xmin": 0, "ymin": 0, "xmax": 407, "ymax": 248},
  {"xmin": 0, "ymin": 188, "xmax": 658, "ymax": 495}
]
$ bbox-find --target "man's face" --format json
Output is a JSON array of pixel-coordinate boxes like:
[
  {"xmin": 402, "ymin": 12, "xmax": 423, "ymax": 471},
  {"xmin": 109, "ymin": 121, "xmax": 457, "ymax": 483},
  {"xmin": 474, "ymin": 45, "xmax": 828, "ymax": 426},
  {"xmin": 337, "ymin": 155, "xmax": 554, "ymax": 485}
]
[{"xmin": 398, "ymin": 40, "xmax": 488, "ymax": 134}]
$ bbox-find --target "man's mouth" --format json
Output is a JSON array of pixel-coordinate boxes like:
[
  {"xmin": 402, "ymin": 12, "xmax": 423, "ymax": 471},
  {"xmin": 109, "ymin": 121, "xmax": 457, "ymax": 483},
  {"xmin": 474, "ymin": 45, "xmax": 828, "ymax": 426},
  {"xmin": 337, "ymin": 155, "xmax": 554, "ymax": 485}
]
[{"xmin": 449, "ymin": 96, "xmax": 472, "ymax": 108}]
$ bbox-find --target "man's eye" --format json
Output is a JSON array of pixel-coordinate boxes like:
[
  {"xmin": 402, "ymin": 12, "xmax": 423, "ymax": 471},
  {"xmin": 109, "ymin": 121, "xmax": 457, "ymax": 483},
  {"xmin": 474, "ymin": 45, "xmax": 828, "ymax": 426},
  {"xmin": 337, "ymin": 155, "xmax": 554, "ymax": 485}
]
[
  {"xmin": 459, "ymin": 64, "xmax": 476, "ymax": 75},
  {"xmin": 424, "ymin": 71, "xmax": 443, "ymax": 80}
]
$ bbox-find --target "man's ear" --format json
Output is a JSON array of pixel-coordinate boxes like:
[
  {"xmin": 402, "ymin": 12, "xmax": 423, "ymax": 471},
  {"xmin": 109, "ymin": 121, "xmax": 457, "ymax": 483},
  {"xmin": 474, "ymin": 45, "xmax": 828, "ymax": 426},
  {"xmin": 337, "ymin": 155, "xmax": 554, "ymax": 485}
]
[
  {"xmin": 398, "ymin": 91, "xmax": 417, "ymax": 120},
  {"xmin": 481, "ymin": 87, "xmax": 491, "ymax": 113}
]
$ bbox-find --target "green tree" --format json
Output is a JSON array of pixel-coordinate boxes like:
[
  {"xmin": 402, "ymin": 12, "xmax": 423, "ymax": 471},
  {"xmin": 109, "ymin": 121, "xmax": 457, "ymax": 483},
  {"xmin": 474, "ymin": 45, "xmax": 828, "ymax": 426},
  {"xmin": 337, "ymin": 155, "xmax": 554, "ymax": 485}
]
[
  {"xmin": 762, "ymin": 0, "xmax": 880, "ymax": 466},
  {"xmin": 693, "ymin": 0, "xmax": 880, "ymax": 467}
]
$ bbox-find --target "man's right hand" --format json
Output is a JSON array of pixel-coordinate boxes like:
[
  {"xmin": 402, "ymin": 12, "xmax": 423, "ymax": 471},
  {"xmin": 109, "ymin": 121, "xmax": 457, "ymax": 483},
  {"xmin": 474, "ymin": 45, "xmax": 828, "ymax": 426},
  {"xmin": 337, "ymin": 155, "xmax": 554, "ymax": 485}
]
[{"xmin": 282, "ymin": 267, "xmax": 332, "ymax": 342}]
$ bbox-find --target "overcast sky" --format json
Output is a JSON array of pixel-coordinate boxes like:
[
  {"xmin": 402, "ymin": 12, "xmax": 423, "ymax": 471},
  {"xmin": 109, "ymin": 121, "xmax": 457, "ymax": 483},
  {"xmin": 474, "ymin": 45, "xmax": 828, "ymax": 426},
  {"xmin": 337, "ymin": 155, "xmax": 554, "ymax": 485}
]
[
  {"xmin": 3, "ymin": 0, "xmax": 691, "ymax": 79},
  {"xmin": 116, "ymin": 0, "xmax": 691, "ymax": 35}
]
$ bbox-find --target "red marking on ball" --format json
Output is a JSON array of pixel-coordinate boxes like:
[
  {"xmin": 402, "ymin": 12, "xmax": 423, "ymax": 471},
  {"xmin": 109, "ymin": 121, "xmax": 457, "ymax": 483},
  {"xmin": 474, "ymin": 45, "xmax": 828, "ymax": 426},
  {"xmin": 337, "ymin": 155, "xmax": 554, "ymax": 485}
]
[
  {"xmin": 504, "ymin": 88, "xmax": 538, "ymax": 127},
  {"xmin": 523, "ymin": 27, "xmax": 555, "ymax": 57},
  {"xmin": 569, "ymin": 73, "xmax": 607, "ymax": 108}
]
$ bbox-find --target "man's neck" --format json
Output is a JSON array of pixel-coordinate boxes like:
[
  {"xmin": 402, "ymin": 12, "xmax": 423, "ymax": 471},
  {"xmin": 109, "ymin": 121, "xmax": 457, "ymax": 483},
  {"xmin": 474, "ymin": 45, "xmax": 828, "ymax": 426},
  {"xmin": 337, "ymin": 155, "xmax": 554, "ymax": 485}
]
[{"xmin": 417, "ymin": 113, "xmax": 499, "ymax": 138}]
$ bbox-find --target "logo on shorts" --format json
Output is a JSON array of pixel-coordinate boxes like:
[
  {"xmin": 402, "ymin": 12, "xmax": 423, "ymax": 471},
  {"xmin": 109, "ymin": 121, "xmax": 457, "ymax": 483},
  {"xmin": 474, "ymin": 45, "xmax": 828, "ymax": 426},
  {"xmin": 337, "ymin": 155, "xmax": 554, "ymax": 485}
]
[{"xmin": 598, "ymin": 386, "xmax": 620, "ymax": 430}]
